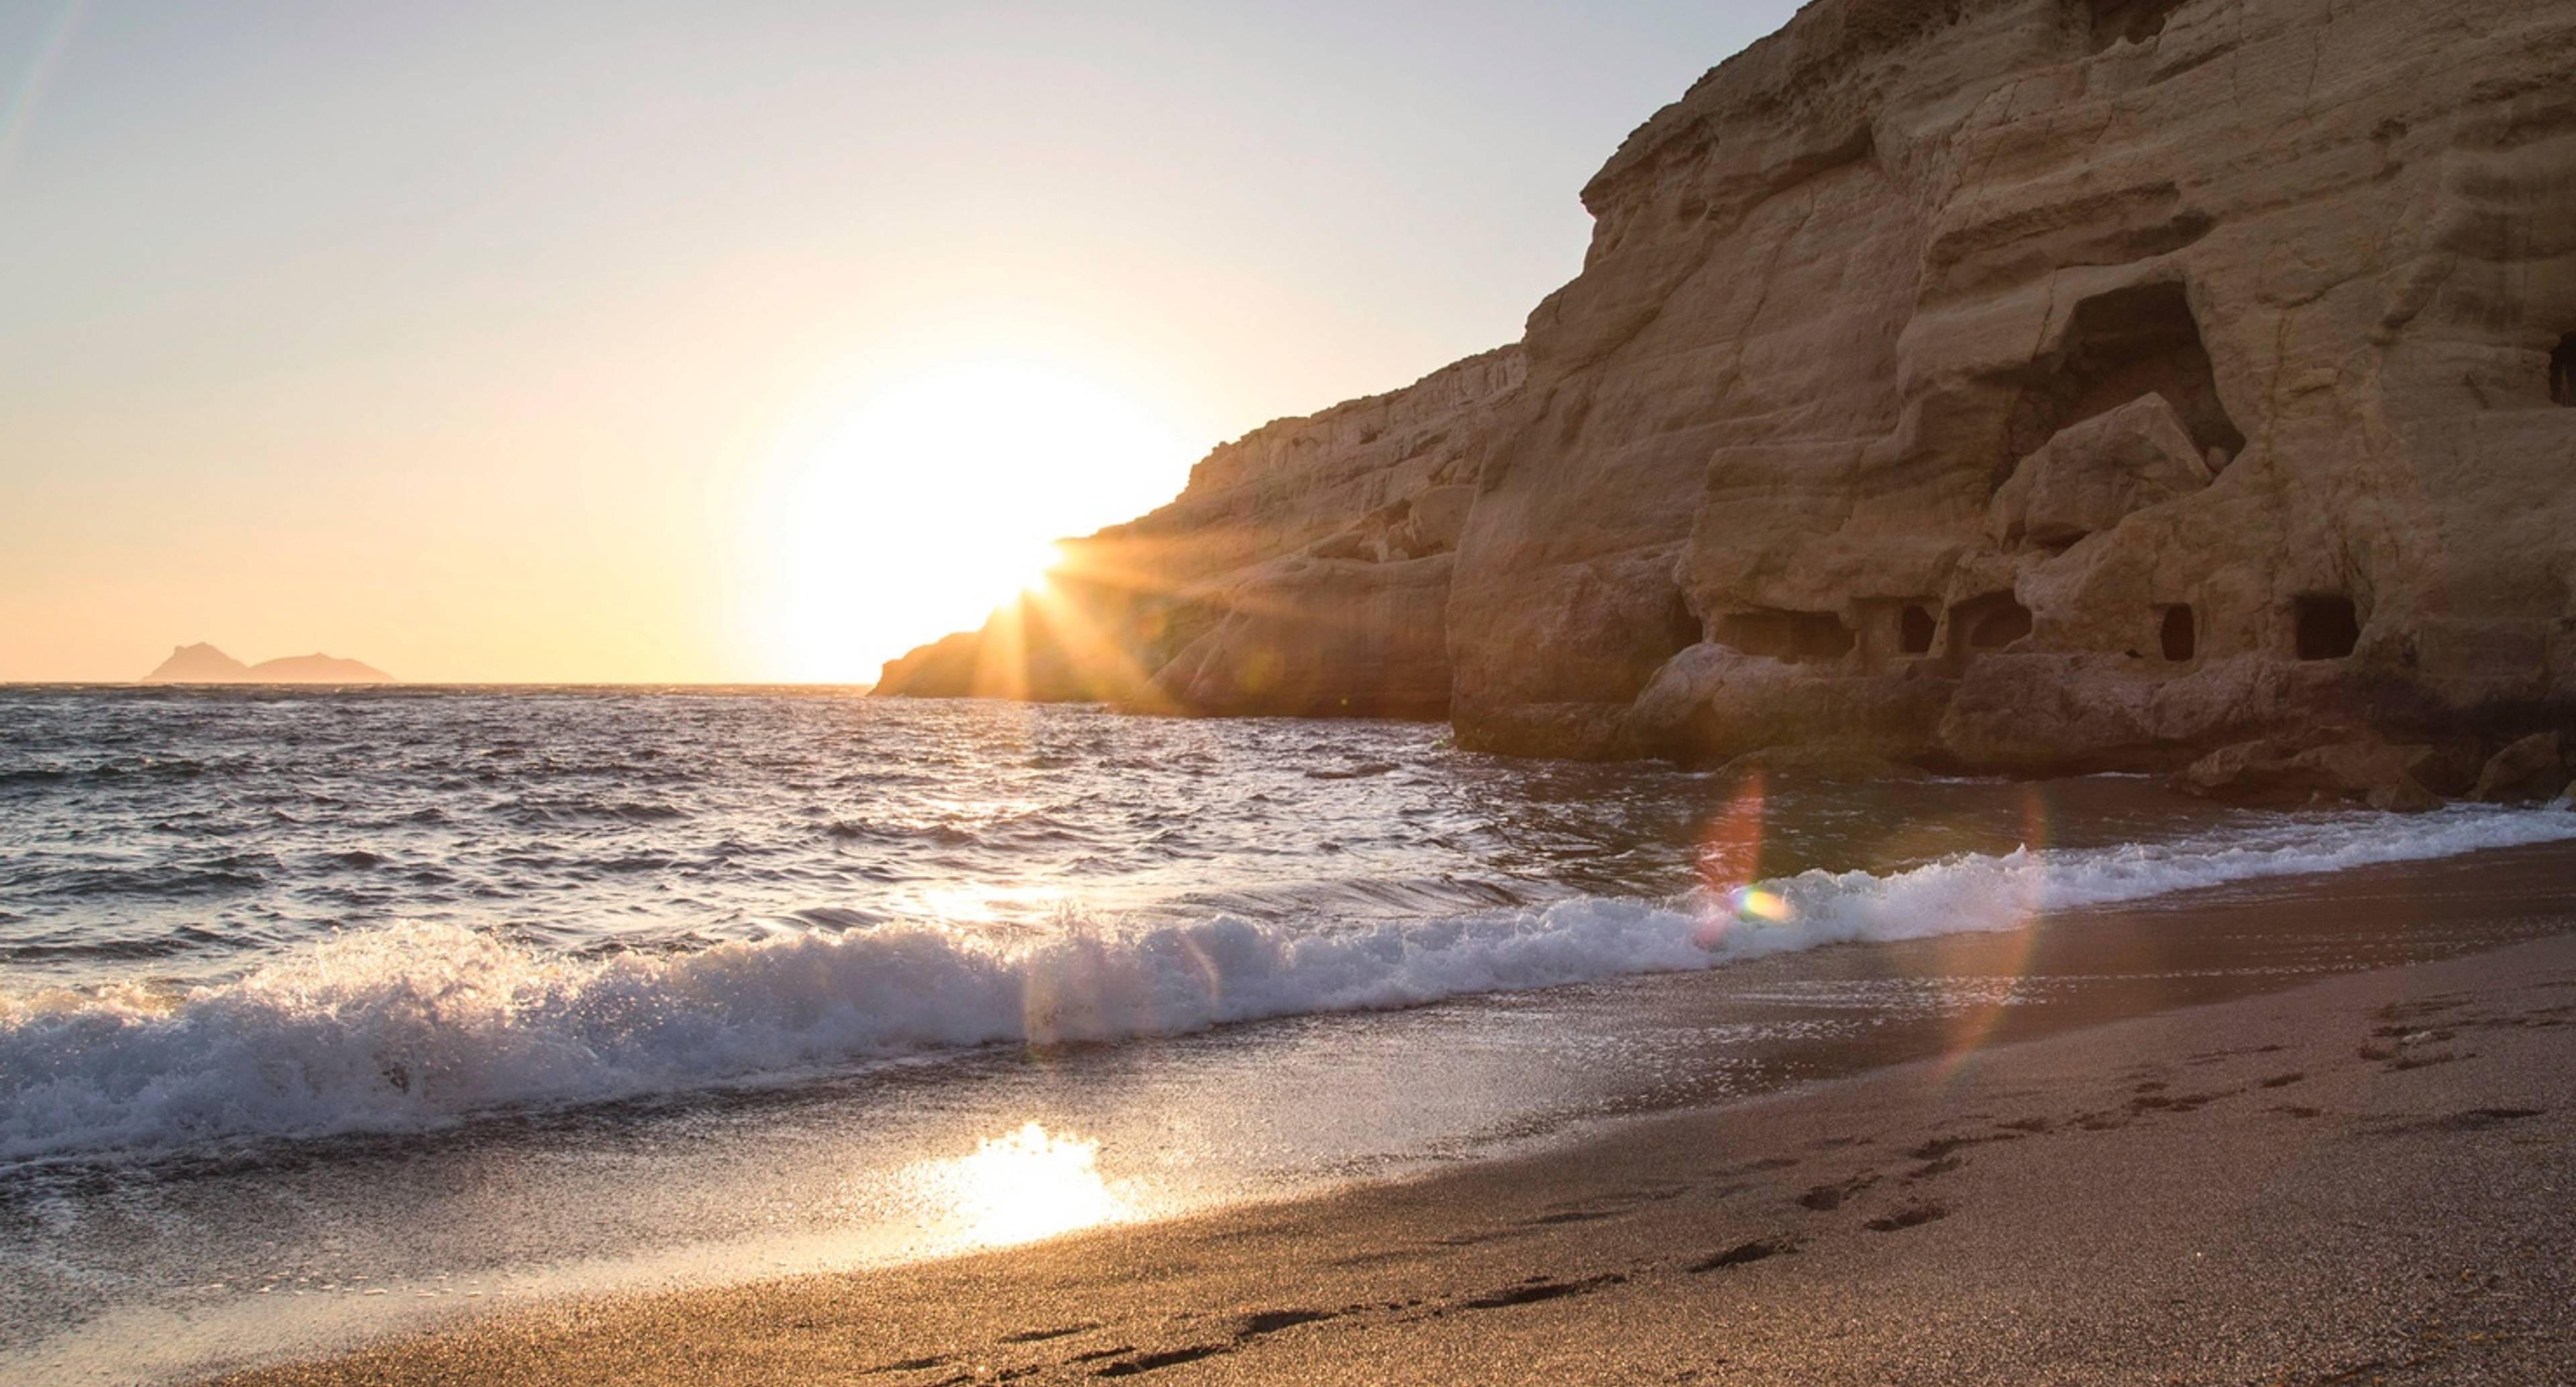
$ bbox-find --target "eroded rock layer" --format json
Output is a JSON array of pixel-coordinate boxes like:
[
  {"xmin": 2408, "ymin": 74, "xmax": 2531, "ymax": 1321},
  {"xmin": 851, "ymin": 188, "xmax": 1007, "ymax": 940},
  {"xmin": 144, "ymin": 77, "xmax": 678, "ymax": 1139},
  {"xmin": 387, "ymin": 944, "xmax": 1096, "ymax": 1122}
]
[{"xmin": 884, "ymin": 0, "xmax": 2576, "ymax": 773}]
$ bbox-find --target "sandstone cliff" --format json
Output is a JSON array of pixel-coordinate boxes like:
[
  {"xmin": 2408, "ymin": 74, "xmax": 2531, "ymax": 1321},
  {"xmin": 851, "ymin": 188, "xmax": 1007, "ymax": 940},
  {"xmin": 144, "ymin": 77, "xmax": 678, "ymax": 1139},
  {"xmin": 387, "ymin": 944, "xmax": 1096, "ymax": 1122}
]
[
  {"xmin": 1448, "ymin": 0, "xmax": 2576, "ymax": 771},
  {"xmin": 884, "ymin": 0, "xmax": 2576, "ymax": 777},
  {"xmin": 873, "ymin": 348, "xmax": 1523, "ymax": 718}
]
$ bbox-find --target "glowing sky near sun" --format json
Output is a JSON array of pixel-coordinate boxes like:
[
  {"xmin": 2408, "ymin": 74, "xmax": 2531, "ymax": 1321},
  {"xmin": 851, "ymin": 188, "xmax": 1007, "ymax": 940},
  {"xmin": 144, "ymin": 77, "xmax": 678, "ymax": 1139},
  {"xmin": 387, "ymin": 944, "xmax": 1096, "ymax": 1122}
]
[{"xmin": 0, "ymin": 1, "xmax": 1801, "ymax": 683}]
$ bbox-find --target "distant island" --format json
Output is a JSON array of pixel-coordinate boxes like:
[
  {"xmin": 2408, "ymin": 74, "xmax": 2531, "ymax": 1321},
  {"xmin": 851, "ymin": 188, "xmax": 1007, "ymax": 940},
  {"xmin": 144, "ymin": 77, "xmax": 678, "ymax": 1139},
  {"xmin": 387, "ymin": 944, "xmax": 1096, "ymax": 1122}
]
[{"xmin": 140, "ymin": 643, "xmax": 394, "ymax": 685}]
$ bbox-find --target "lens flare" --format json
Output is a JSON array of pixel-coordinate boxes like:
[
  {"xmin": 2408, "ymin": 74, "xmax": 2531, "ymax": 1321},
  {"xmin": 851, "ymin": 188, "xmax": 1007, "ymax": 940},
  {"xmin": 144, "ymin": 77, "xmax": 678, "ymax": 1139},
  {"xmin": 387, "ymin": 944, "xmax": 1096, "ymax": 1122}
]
[
  {"xmin": 1694, "ymin": 768, "xmax": 1772, "ymax": 948},
  {"xmin": 1729, "ymin": 886, "xmax": 1792, "ymax": 922},
  {"xmin": 0, "ymin": 0, "xmax": 91, "ymax": 188},
  {"xmin": 1929, "ymin": 781, "xmax": 2055, "ymax": 1080}
]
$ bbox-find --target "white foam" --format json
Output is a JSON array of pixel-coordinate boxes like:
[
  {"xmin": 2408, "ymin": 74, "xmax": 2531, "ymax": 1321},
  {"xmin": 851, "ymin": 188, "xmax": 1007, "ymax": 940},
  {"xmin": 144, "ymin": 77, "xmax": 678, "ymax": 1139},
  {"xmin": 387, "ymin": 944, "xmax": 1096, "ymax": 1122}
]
[
  {"xmin": 4, "ymin": 806, "xmax": 2571, "ymax": 1162},
  {"xmin": 1714, "ymin": 803, "xmax": 2576, "ymax": 960}
]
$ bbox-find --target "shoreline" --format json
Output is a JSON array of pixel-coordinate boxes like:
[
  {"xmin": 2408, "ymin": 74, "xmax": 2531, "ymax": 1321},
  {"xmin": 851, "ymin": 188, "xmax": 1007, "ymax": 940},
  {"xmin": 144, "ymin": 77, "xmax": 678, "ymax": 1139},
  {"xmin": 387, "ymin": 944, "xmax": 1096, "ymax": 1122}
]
[{"xmin": 207, "ymin": 918, "xmax": 2576, "ymax": 1384}]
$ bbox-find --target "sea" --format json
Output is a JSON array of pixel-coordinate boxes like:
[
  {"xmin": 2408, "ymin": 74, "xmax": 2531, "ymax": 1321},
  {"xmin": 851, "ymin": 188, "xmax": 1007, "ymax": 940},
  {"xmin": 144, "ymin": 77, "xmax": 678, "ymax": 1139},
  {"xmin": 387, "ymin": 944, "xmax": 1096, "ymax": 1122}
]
[{"xmin": 4, "ymin": 685, "xmax": 2575, "ymax": 1383}]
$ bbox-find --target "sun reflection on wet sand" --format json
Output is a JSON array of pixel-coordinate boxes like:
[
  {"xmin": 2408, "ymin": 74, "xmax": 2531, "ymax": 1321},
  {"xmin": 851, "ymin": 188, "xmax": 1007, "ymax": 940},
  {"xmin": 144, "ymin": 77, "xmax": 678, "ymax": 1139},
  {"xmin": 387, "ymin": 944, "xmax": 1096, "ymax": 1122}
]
[{"xmin": 924, "ymin": 1123, "xmax": 1136, "ymax": 1248}]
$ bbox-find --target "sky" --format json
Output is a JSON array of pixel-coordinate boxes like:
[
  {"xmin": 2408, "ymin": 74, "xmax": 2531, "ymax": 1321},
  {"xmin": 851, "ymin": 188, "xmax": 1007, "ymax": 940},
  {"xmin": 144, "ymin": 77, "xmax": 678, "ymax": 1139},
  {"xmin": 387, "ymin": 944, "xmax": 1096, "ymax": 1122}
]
[{"xmin": 0, "ymin": 1, "xmax": 1803, "ymax": 684}]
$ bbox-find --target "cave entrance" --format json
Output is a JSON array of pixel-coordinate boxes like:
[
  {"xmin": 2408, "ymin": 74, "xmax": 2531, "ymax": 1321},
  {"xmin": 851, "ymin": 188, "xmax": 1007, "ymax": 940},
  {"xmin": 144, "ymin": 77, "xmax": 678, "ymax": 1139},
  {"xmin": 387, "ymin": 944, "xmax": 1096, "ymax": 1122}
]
[
  {"xmin": 2294, "ymin": 596, "xmax": 2361, "ymax": 661},
  {"xmin": 2084, "ymin": 0, "xmax": 2188, "ymax": 50},
  {"xmin": 2552, "ymin": 333, "xmax": 2575, "ymax": 406},
  {"xmin": 1664, "ymin": 590, "xmax": 1706, "ymax": 656},
  {"xmin": 1949, "ymin": 594, "xmax": 2035, "ymax": 659},
  {"xmin": 1900, "ymin": 605, "xmax": 1939, "ymax": 656},
  {"xmin": 2008, "ymin": 281, "xmax": 2246, "ymax": 471},
  {"xmin": 1714, "ymin": 610, "xmax": 1856, "ymax": 665},
  {"xmin": 2160, "ymin": 605, "xmax": 2197, "ymax": 663}
]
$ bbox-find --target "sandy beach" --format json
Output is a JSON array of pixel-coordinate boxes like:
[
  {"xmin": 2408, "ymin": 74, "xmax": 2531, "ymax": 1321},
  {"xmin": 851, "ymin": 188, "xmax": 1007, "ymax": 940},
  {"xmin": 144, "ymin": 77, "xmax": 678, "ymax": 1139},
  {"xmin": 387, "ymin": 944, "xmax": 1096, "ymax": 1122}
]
[{"xmin": 211, "ymin": 912, "xmax": 2575, "ymax": 1384}]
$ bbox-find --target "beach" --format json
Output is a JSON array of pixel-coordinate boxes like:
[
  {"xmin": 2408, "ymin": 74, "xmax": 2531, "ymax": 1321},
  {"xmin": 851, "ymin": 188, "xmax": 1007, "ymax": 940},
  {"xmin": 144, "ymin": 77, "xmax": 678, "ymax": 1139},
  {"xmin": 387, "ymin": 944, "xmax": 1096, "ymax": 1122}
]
[
  {"xmin": 209, "ymin": 879, "xmax": 2575, "ymax": 1386},
  {"xmin": 10, "ymin": 690, "xmax": 2574, "ymax": 1383},
  {"xmin": 15, "ymin": 0, "xmax": 2576, "ymax": 1381}
]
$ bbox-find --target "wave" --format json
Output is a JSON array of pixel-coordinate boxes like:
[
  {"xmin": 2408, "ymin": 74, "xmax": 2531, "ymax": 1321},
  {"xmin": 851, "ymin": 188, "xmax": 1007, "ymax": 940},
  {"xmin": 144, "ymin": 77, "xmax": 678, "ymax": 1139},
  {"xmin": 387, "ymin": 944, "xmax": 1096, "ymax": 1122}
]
[{"xmin": 3, "ymin": 806, "xmax": 2571, "ymax": 1162}]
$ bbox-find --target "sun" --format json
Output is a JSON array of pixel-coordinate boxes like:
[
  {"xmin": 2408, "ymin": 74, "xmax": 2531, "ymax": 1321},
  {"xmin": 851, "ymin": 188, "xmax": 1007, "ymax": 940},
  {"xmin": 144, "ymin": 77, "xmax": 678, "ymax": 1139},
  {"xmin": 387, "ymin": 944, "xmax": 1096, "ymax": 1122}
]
[
  {"xmin": 1020, "ymin": 541, "xmax": 1067, "ymax": 594},
  {"xmin": 747, "ymin": 359, "xmax": 1191, "ymax": 683}
]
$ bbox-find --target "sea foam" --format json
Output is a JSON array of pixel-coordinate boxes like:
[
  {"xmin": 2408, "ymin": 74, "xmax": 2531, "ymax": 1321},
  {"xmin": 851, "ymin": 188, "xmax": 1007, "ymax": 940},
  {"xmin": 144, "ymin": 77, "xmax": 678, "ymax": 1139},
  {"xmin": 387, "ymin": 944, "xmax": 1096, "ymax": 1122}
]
[{"xmin": 3, "ymin": 806, "xmax": 2571, "ymax": 1162}]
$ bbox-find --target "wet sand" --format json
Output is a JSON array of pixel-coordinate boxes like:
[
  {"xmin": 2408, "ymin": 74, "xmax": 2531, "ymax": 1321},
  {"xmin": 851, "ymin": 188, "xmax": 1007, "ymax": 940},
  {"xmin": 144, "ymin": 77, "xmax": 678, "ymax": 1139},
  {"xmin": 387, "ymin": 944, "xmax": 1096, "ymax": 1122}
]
[{"xmin": 210, "ymin": 885, "xmax": 2576, "ymax": 1384}]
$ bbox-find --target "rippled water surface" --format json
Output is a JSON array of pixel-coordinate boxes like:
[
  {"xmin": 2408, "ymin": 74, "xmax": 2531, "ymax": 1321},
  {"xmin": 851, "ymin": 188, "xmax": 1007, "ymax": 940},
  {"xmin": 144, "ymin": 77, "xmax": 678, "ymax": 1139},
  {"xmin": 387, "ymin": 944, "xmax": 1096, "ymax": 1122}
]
[
  {"xmin": 0, "ymin": 690, "xmax": 2100, "ymax": 968},
  {"xmin": 0, "ymin": 686, "xmax": 2418, "ymax": 987},
  {"xmin": 5, "ymin": 687, "xmax": 2575, "ymax": 1384}
]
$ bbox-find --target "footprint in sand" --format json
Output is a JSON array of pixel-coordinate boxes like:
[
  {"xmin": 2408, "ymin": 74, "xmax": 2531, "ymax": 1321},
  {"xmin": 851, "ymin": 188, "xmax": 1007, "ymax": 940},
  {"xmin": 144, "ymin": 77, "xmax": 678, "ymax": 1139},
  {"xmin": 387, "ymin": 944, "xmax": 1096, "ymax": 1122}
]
[{"xmin": 1865, "ymin": 1203, "xmax": 1951, "ymax": 1233}]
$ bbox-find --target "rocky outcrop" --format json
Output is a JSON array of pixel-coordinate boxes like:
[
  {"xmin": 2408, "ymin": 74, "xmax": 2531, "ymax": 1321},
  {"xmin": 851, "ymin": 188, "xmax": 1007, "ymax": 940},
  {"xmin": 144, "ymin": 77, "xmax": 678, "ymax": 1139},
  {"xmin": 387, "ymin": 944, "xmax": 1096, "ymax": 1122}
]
[
  {"xmin": 885, "ymin": 0, "xmax": 2576, "ymax": 778},
  {"xmin": 1445, "ymin": 0, "xmax": 2576, "ymax": 773},
  {"xmin": 1988, "ymin": 395, "xmax": 2212, "ymax": 550},
  {"xmin": 2474, "ymin": 732, "xmax": 2569, "ymax": 803},
  {"xmin": 2176, "ymin": 731, "xmax": 2474, "ymax": 814},
  {"xmin": 872, "ymin": 349, "xmax": 1522, "ymax": 716}
]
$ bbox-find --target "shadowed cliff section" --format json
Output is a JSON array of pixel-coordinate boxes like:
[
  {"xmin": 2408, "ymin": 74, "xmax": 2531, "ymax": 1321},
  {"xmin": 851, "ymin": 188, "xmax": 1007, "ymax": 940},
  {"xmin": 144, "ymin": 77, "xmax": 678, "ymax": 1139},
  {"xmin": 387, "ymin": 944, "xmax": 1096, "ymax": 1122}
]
[
  {"xmin": 872, "ymin": 348, "xmax": 1523, "ymax": 719},
  {"xmin": 883, "ymin": 0, "xmax": 2576, "ymax": 779}
]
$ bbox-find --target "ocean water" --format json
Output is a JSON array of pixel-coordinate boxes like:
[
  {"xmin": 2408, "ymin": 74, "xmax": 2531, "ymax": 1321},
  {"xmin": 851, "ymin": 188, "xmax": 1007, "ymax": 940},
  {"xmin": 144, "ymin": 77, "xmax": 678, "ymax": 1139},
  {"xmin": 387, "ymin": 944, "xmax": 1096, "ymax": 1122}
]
[{"xmin": 4, "ymin": 686, "xmax": 2575, "ymax": 1382}]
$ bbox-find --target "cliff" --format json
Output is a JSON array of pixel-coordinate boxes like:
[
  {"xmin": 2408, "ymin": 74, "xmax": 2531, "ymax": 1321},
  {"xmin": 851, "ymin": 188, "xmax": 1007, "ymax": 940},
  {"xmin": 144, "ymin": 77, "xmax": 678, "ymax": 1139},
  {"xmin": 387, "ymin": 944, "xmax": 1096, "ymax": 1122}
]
[
  {"xmin": 883, "ymin": 0, "xmax": 2576, "ymax": 783},
  {"xmin": 1448, "ymin": 0, "xmax": 2576, "ymax": 775},
  {"xmin": 142, "ymin": 644, "xmax": 394, "ymax": 685},
  {"xmin": 873, "ymin": 348, "xmax": 1523, "ymax": 718}
]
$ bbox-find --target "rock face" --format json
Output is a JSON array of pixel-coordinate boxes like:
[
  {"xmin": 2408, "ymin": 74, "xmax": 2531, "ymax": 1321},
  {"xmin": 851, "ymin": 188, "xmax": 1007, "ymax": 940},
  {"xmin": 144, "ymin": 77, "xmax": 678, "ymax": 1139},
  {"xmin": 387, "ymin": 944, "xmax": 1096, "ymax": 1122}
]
[
  {"xmin": 873, "ymin": 349, "xmax": 1523, "ymax": 717},
  {"xmin": 1446, "ymin": 0, "xmax": 2576, "ymax": 770},
  {"xmin": 886, "ymin": 0, "xmax": 2576, "ymax": 775},
  {"xmin": 140, "ymin": 644, "xmax": 394, "ymax": 684}
]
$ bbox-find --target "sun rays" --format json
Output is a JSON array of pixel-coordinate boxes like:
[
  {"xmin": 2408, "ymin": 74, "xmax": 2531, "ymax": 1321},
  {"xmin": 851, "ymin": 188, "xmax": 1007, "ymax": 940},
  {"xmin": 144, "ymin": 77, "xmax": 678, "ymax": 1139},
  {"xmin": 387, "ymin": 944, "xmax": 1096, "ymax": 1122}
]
[
  {"xmin": 877, "ymin": 521, "xmax": 1316, "ymax": 714},
  {"xmin": 754, "ymin": 358, "xmax": 1193, "ymax": 684}
]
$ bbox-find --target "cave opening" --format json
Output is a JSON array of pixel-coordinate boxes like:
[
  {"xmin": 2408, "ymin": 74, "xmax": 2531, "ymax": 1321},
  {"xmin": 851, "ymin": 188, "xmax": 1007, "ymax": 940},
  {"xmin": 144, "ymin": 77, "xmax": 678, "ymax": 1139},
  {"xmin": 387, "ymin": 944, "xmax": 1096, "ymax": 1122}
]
[
  {"xmin": 2007, "ymin": 280, "xmax": 2246, "ymax": 473},
  {"xmin": 1972, "ymin": 604, "xmax": 2033, "ymax": 650},
  {"xmin": 2552, "ymin": 333, "xmax": 2576, "ymax": 406},
  {"xmin": 2160, "ymin": 605, "xmax": 2197, "ymax": 663},
  {"xmin": 1950, "ymin": 594, "xmax": 2035, "ymax": 657},
  {"xmin": 1664, "ymin": 590, "xmax": 1706, "ymax": 657},
  {"xmin": 2085, "ymin": 0, "xmax": 2188, "ymax": 50},
  {"xmin": 1900, "ymin": 605, "xmax": 1939, "ymax": 656},
  {"xmin": 1714, "ymin": 610, "xmax": 1856, "ymax": 665},
  {"xmin": 2294, "ymin": 596, "xmax": 2361, "ymax": 661}
]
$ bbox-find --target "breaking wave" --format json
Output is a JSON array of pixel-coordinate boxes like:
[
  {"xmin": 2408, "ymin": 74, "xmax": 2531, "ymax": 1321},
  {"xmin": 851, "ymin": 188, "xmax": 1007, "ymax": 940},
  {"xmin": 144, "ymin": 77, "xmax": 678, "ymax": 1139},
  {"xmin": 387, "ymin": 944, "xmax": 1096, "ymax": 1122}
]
[{"xmin": 4, "ymin": 806, "xmax": 2571, "ymax": 1162}]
